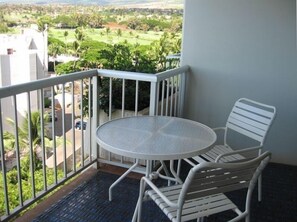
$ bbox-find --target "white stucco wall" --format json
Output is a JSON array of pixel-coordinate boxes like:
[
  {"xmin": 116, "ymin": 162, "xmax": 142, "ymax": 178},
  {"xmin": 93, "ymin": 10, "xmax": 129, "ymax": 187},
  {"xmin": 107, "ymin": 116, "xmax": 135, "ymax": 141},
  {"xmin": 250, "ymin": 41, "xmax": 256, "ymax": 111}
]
[
  {"xmin": 181, "ymin": 0, "xmax": 297, "ymax": 165},
  {"xmin": 0, "ymin": 53, "xmax": 40, "ymax": 131}
]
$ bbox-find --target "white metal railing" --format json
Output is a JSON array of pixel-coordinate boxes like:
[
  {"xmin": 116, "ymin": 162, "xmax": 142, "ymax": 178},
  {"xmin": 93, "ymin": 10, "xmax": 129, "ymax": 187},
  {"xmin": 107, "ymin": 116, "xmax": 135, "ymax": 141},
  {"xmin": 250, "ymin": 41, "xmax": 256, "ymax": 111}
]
[
  {"xmin": 0, "ymin": 69, "xmax": 99, "ymax": 221},
  {"xmin": 0, "ymin": 65, "xmax": 189, "ymax": 221},
  {"xmin": 96, "ymin": 66, "xmax": 189, "ymax": 172}
]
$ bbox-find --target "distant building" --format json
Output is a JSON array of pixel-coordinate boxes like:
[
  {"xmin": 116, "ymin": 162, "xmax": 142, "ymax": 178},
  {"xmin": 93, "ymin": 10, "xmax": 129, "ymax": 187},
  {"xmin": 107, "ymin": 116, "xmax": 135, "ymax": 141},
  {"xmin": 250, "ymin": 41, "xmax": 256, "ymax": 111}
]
[
  {"xmin": 0, "ymin": 25, "xmax": 48, "ymax": 84},
  {"xmin": 0, "ymin": 25, "xmax": 48, "ymax": 131}
]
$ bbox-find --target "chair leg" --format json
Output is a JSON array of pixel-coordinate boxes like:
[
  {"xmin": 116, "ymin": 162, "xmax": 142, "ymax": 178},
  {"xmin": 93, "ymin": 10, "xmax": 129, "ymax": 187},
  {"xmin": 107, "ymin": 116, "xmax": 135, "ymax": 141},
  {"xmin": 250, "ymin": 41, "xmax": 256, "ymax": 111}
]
[
  {"xmin": 245, "ymin": 214, "xmax": 250, "ymax": 222},
  {"xmin": 177, "ymin": 159, "xmax": 181, "ymax": 177},
  {"xmin": 135, "ymin": 179, "xmax": 146, "ymax": 222},
  {"xmin": 258, "ymin": 174, "xmax": 262, "ymax": 202}
]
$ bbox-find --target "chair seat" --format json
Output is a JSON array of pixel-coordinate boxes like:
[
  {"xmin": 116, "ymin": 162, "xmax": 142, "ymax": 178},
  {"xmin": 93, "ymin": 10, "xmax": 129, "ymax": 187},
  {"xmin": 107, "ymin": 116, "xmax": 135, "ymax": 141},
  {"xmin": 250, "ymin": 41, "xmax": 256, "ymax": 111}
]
[
  {"xmin": 146, "ymin": 184, "xmax": 238, "ymax": 222},
  {"xmin": 193, "ymin": 145, "xmax": 245, "ymax": 163}
]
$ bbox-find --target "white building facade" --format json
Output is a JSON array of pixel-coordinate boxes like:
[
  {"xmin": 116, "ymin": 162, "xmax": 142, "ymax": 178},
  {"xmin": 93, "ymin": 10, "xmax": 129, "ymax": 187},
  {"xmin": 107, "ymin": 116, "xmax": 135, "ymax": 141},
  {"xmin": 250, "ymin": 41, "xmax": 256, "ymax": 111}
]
[{"xmin": 0, "ymin": 27, "xmax": 48, "ymax": 131}]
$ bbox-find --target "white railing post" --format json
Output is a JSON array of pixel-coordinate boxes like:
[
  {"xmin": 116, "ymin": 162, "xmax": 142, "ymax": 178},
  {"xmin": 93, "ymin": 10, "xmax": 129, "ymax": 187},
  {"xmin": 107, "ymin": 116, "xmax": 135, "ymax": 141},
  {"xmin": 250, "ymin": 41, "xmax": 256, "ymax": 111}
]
[
  {"xmin": 178, "ymin": 70, "xmax": 187, "ymax": 117},
  {"xmin": 92, "ymin": 76, "xmax": 99, "ymax": 167},
  {"xmin": 149, "ymin": 81, "xmax": 158, "ymax": 116}
]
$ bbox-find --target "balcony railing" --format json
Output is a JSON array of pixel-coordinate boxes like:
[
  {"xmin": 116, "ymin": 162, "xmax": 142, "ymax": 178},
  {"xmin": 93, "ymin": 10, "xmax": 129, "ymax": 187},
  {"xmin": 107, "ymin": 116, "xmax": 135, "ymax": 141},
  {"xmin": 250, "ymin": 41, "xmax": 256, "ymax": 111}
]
[{"xmin": 0, "ymin": 65, "xmax": 189, "ymax": 221}]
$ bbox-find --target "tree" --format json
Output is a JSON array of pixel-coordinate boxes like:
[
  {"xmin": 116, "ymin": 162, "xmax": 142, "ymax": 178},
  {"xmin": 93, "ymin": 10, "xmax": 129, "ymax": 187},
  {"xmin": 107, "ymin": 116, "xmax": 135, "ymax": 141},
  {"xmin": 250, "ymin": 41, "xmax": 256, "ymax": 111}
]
[
  {"xmin": 48, "ymin": 43, "xmax": 63, "ymax": 70},
  {"xmin": 89, "ymin": 14, "xmax": 103, "ymax": 28},
  {"xmin": 3, "ymin": 110, "xmax": 69, "ymax": 158},
  {"xmin": 116, "ymin": 28, "xmax": 122, "ymax": 39},
  {"xmin": 0, "ymin": 154, "xmax": 64, "ymax": 216},
  {"xmin": 127, "ymin": 18, "xmax": 141, "ymax": 30},
  {"xmin": 150, "ymin": 32, "xmax": 181, "ymax": 71},
  {"xmin": 0, "ymin": 23, "xmax": 9, "ymax": 33},
  {"xmin": 74, "ymin": 27, "xmax": 86, "ymax": 42},
  {"xmin": 99, "ymin": 44, "xmax": 133, "ymax": 71},
  {"xmin": 55, "ymin": 61, "xmax": 81, "ymax": 75},
  {"xmin": 63, "ymin": 30, "xmax": 69, "ymax": 52},
  {"xmin": 105, "ymin": 27, "xmax": 111, "ymax": 36},
  {"xmin": 37, "ymin": 15, "xmax": 52, "ymax": 32},
  {"xmin": 0, "ymin": 12, "xmax": 9, "ymax": 33},
  {"xmin": 71, "ymin": 28, "xmax": 86, "ymax": 58},
  {"xmin": 4, "ymin": 111, "xmax": 48, "ymax": 151},
  {"xmin": 54, "ymin": 15, "xmax": 77, "ymax": 28}
]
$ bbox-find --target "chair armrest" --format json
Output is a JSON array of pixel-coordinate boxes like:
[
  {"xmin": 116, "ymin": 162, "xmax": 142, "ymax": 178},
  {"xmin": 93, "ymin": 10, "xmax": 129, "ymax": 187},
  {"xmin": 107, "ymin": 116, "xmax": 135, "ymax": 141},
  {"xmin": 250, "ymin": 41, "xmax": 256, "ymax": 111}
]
[
  {"xmin": 141, "ymin": 177, "xmax": 179, "ymax": 208},
  {"xmin": 215, "ymin": 146, "xmax": 262, "ymax": 163}
]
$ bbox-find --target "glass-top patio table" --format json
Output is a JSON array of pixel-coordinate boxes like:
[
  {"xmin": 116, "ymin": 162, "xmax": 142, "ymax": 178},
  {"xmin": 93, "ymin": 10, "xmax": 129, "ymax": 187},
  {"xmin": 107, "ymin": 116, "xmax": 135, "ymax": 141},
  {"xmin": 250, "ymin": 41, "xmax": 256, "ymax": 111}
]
[{"xmin": 96, "ymin": 115, "xmax": 217, "ymax": 202}]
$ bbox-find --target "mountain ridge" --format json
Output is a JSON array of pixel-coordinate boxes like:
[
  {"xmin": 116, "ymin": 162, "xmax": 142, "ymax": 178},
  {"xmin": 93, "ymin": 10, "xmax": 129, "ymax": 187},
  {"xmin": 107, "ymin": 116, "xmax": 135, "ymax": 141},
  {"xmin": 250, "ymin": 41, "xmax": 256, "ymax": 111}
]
[{"xmin": 0, "ymin": 0, "xmax": 183, "ymax": 7}]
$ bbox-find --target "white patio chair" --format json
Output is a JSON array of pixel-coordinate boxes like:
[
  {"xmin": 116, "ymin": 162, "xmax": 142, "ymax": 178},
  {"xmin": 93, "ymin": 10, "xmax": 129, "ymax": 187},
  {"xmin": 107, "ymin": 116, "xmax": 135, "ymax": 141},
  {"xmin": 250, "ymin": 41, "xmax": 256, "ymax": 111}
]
[
  {"xmin": 136, "ymin": 151, "xmax": 271, "ymax": 222},
  {"xmin": 184, "ymin": 98, "xmax": 276, "ymax": 201}
]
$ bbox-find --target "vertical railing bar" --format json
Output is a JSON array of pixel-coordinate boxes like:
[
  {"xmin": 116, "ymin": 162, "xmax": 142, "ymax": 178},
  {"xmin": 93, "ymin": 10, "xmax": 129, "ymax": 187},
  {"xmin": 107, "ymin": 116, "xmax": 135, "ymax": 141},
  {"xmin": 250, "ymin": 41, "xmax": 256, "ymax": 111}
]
[
  {"xmin": 12, "ymin": 95, "xmax": 24, "ymax": 206},
  {"xmin": 80, "ymin": 80, "xmax": 85, "ymax": 167},
  {"xmin": 172, "ymin": 76, "xmax": 176, "ymax": 116},
  {"xmin": 135, "ymin": 80, "xmax": 139, "ymax": 116},
  {"xmin": 154, "ymin": 82, "xmax": 160, "ymax": 115},
  {"xmin": 169, "ymin": 77, "xmax": 174, "ymax": 116},
  {"xmin": 61, "ymin": 84, "xmax": 67, "ymax": 178},
  {"xmin": 88, "ymin": 77, "xmax": 92, "ymax": 162},
  {"xmin": 165, "ymin": 79, "xmax": 170, "ymax": 116},
  {"xmin": 150, "ymin": 80, "xmax": 158, "ymax": 167},
  {"xmin": 27, "ymin": 92, "xmax": 36, "ymax": 198},
  {"xmin": 51, "ymin": 86, "xmax": 58, "ymax": 184},
  {"xmin": 160, "ymin": 80, "xmax": 165, "ymax": 116},
  {"xmin": 178, "ymin": 73, "xmax": 184, "ymax": 117},
  {"xmin": 134, "ymin": 80, "xmax": 139, "ymax": 164},
  {"xmin": 71, "ymin": 81, "xmax": 76, "ymax": 172},
  {"xmin": 121, "ymin": 79, "xmax": 125, "ymax": 118},
  {"xmin": 174, "ymin": 75, "xmax": 179, "ymax": 116},
  {"xmin": 108, "ymin": 78, "xmax": 112, "ymax": 161},
  {"xmin": 108, "ymin": 78, "xmax": 112, "ymax": 120},
  {"xmin": 121, "ymin": 79, "xmax": 125, "ymax": 163},
  {"xmin": 92, "ymin": 76, "xmax": 99, "ymax": 165},
  {"xmin": 0, "ymin": 102, "xmax": 10, "ymax": 215},
  {"xmin": 39, "ymin": 89, "xmax": 47, "ymax": 191}
]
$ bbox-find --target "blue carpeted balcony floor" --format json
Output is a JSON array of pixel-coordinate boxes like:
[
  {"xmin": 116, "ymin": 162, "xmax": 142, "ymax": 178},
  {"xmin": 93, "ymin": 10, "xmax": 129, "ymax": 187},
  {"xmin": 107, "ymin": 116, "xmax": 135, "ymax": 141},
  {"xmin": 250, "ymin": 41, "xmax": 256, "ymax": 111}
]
[{"xmin": 22, "ymin": 162, "xmax": 297, "ymax": 222}]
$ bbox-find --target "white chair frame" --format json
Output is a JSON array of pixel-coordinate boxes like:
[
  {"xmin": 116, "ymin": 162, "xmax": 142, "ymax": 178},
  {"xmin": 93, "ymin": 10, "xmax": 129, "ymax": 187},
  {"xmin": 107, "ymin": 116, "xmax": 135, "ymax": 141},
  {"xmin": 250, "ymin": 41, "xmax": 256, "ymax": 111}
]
[
  {"xmin": 184, "ymin": 98, "xmax": 276, "ymax": 201},
  {"xmin": 136, "ymin": 152, "xmax": 271, "ymax": 222}
]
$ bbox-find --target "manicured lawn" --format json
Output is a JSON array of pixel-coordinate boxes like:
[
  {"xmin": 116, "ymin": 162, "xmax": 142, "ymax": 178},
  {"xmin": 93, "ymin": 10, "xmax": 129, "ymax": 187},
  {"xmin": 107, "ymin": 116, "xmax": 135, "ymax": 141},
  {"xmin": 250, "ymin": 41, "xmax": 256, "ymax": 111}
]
[{"xmin": 49, "ymin": 28, "xmax": 165, "ymax": 45}]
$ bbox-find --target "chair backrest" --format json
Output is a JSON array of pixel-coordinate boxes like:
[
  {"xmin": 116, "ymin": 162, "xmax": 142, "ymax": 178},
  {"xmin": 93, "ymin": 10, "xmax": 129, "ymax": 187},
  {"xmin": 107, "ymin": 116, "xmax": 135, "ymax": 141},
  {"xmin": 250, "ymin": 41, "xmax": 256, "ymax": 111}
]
[
  {"xmin": 225, "ymin": 98, "xmax": 276, "ymax": 144},
  {"xmin": 179, "ymin": 151, "xmax": 271, "ymax": 204}
]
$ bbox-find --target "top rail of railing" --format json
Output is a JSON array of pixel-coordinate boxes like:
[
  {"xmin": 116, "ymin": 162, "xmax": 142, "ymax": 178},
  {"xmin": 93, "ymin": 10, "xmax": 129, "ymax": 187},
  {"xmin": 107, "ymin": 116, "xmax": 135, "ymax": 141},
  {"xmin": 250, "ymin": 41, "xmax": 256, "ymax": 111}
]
[
  {"xmin": 0, "ymin": 69, "xmax": 98, "ymax": 99},
  {"xmin": 97, "ymin": 65, "xmax": 189, "ymax": 82},
  {"xmin": 0, "ymin": 66, "xmax": 190, "ymax": 99}
]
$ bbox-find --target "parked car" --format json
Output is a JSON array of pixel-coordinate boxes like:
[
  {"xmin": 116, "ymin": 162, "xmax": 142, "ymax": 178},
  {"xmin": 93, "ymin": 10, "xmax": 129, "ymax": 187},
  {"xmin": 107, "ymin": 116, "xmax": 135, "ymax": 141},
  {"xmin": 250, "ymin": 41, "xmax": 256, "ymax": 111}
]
[{"xmin": 75, "ymin": 121, "xmax": 87, "ymax": 130}]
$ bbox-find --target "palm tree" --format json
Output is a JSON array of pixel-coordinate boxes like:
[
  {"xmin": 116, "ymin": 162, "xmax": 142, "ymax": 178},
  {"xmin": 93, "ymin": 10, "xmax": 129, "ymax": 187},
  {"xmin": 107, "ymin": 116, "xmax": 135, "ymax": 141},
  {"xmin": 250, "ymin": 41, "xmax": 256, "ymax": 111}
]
[
  {"xmin": 72, "ymin": 28, "xmax": 86, "ymax": 58},
  {"xmin": 48, "ymin": 43, "xmax": 63, "ymax": 70},
  {"xmin": 5, "ymin": 111, "xmax": 46, "ymax": 150},
  {"xmin": 75, "ymin": 27, "xmax": 85, "ymax": 42},
  {"xmin": 116, "ymin": 28, "xmax": 122, "ymax": 40},
  {"xmin": 63, "ymin": 30, "xmax": 68, "ymax": 51},
  {"xmin": 4, "ymin": 111, "xmax": 68, "ymax": 158},
  {"xmin": 105, "ymin": 27, "xmax": 111, "ymax": 36}
]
